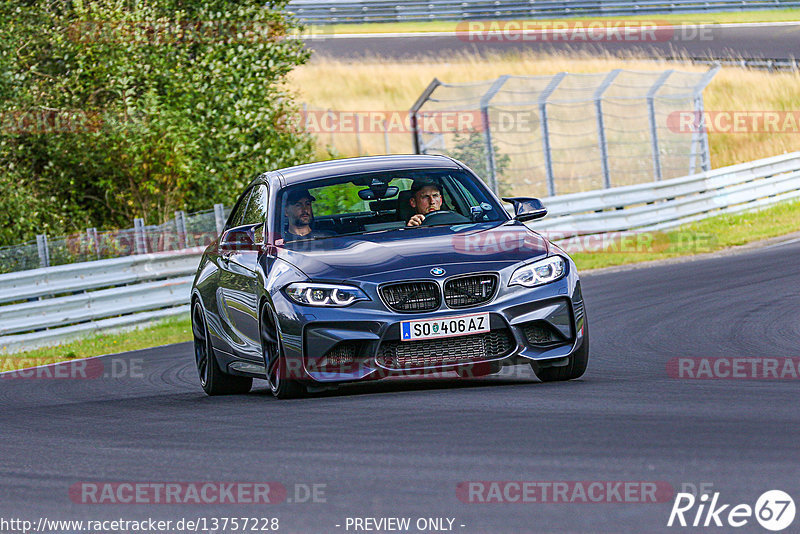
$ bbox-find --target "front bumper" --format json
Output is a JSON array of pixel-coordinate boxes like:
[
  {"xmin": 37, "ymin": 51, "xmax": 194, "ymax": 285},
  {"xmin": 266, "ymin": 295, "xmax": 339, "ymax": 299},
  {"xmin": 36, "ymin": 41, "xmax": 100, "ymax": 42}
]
[{"xmin": 274, "ymin": 261, "xmax": 586, "ymax": 383}]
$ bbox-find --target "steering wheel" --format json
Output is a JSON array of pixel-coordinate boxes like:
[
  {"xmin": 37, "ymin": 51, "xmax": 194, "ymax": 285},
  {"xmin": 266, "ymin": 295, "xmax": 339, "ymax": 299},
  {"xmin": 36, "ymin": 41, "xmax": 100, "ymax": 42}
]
[{"xmin": 419, "ymin": 210, "xmax": 470, "ymax": 226}]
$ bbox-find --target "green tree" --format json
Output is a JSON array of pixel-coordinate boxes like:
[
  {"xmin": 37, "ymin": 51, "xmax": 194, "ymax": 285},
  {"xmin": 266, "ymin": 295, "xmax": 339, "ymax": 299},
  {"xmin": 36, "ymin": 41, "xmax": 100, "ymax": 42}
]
[
  {"xmin": 0, "ymin": 0, "xmax": 313, "ymax": 245},
  {"xmin": 449, "ymin": 132, "xmax": 512, "ymax": 197}
]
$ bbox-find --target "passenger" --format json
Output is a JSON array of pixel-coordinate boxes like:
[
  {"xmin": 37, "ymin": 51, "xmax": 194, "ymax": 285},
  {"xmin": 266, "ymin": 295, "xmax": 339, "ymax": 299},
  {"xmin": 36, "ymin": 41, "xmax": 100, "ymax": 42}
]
[{"xmin": 284, "ymin": 188, "xmax": 332, "ymax": 241}]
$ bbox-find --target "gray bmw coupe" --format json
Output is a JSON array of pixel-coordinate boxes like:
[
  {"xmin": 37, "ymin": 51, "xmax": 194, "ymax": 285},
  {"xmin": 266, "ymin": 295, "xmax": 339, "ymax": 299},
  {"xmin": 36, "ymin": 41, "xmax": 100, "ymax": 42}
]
[{"xmin": 190, "ymin": 155, "xmax": 588, "ymax": 398}]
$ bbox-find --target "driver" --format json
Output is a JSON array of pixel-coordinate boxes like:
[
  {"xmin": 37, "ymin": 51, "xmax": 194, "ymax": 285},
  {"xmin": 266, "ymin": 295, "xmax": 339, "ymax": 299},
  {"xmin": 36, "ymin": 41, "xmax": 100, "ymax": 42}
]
[
  {"xmin": 406, "ymin": 181, "xmax": 444, "ymax": 227},
  {"xmin": 284, "ymin": 188, "xmax": 332, "ymax": 241}
]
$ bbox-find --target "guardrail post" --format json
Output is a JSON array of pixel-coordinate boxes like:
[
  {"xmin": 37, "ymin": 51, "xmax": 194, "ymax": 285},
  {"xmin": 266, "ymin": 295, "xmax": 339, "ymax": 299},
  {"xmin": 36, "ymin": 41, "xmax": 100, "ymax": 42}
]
[
  {"xmin": 409, "ymin": 78, "xmax": 442, "ymax": 154},
  {"xmin": 480, "ymin": 75, "xmax": 510, "ymax": 195},
  {"xmin": 87, "ymin": 227, "xmax": 100, "ymax": 259},
  {"xmin": 538, "ymin": 72, "xmax": 567, "ymax": 196},
  {"xmin": 36, "ymin": 234, "xmax": 50, "ymax": 268},
  {"xmin": 175, "ymin": 211, "xmax": 188, "ymax": 249},
  {"xmin": 594, "ymin": 69, "xmax": 621, "ymax": 189},
  {"xmin": 133, "ymin": 218, "xmax": 148, "ymax": 255},
  {"xmin": 647, "ymin": 70, "xmax": 673, "ymax": 181},
  {"xmin": 214, "ymin": 204, "xmax": 226, "ymax": 236}
]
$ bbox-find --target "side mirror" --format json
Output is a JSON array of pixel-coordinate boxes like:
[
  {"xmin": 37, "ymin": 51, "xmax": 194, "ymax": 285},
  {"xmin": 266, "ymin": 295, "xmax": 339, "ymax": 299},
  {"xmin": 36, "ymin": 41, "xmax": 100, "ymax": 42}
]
[
  {"xmin": 502, "ymin": 197, "xmax": 547, "ymax": 222},
  {"xmin": 219, "ymin": 226, "xmax": 259, "ymax": 252}
]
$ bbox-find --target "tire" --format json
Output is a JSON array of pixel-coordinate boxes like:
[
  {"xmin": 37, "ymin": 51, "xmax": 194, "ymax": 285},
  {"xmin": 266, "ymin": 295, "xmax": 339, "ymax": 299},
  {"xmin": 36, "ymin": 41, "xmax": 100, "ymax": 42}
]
[
  {"xmin": 192, "ymin": 301, "xmax": 253, "ymax": 395},
  {"xmin": 261, "ymin": 304, "xmax": 306, "ymax": 399},
  {"xmin": 531, "ymin": 318, "xmax": 589, "ymax": 382}
]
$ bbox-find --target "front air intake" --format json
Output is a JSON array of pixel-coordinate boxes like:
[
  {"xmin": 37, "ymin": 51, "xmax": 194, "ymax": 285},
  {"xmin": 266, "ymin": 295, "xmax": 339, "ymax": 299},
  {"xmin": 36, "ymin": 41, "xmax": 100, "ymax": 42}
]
[
  {"xmin": 444, "ymin": 273, "xmax": 498, "ymax": 308},
  {"xmin": 380, "ymin": 281, "xmax": 441, "ymax": 312}
]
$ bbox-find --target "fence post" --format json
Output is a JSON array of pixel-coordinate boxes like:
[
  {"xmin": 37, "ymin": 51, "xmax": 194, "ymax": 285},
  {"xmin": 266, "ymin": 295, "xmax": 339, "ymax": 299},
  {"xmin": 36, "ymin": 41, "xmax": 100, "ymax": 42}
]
[
  {"xmin": 409, "ymin": 78, "xmax": 442, "ymax": 154},
  {"xmin": 133, "ymin": 218, "xmax": 148, "ymax": 255},
  {"xmin": 697, "ymin": 93, "xmax": 712, "ymax": 173},
  {"xmin": 383, "ymin": 119, "xmax": 390, "ymax": 154},
  {"xmin": 87, "ymin": 227, "xmax": 100, "ymax": 259},
  {"xmin": 690, "ymin": 65, "xmax": 721, "ymax": 175},
  {"xmin": 593, "ymin": 69, "xmax": 621, "ymax": 189},
  {"xmin": 214, "ymin": 204, "xmax": 226, "ymax": 236},
  {"xmin": 175, "ymin": 210, "xmax": 188, "ymax": 249},
  {"xmin": 36, "ymin": 234, "xmax": 50, "ymax": 268},
  {"xmin": 647, "ymin": 70, "xmax": 673, "ymax": 181},
  {"xmin": 538, "ymin": 72, "xmax": 567, "ymax": 197},
  {"xmin": 480, "ymin": 75, "xmax": 510, "ymax": 196}
]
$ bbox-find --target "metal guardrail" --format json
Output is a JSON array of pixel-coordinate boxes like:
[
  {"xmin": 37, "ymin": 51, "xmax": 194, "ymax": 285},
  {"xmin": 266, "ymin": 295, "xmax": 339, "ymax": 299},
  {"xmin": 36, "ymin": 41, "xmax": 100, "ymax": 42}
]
[
  {"xmin": 1, "ymin": 152, "xmax": 798, "ymax": 353},
  {"xmin": 289, "ymin": 0, "xmax": 800, "ymax": 24},
  {"xmin": 663, "ymin": 57, "xmax": 800, "ymax": 72},
  {"xmin": 527, "ymin": 151, "xmax": 800, "ymax": 235},
  {"xmin": 0, "ymin": 204, "xmax": 228, "ymax": 275},
  {"xmin": 0, "ymin": 250, "xmax": 203, "ymax": 353}
]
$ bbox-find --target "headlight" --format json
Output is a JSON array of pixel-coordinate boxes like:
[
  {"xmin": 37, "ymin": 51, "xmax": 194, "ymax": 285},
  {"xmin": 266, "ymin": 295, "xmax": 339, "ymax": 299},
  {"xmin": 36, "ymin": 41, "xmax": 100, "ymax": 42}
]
[
  {"xmin": 284, "ymin": 282, "xmax": 369, "ymax": 307},
  {"xmin": 509, "ymin": 256, "xmax": 566, "ymax": 288}
]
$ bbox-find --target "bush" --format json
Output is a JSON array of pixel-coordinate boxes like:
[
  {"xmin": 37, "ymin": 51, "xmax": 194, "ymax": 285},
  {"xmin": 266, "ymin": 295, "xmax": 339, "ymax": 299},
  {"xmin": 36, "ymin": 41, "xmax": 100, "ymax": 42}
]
[{"xmin": 0, "ymin": 0, "xmax": 314, "ymax": 246}]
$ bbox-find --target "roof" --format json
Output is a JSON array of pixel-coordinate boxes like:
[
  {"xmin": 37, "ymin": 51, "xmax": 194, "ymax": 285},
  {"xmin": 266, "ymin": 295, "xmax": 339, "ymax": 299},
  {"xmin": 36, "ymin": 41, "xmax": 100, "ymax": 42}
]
[{"xmin": 275, "ymin": 155, "xmax": 461, "ymax": 185}]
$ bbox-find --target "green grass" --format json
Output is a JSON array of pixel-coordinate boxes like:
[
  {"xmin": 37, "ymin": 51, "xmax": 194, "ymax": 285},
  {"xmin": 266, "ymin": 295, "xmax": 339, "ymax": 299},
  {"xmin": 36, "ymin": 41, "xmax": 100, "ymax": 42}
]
[
  {"xmin": 572, "ymin": 199, "xmax": 800, "ymax": 270},
  {"xmin": 0, "ymin": 315, "xmax": 192, "ymax": 373},
  {"xmin": 324, "ymin": 8, "xmax": 800, "ymax": 34},
  {"xmin": 1, "ymin": 198, "xmax": 798, "ymax": 369}
]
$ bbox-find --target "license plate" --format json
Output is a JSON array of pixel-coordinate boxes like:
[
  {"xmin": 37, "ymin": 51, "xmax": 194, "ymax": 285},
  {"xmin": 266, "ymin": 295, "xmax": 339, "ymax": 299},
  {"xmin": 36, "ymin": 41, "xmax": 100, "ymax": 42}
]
[{"xmin": 400, "ymin": 312, "xmax": 490, "ymax": 342}]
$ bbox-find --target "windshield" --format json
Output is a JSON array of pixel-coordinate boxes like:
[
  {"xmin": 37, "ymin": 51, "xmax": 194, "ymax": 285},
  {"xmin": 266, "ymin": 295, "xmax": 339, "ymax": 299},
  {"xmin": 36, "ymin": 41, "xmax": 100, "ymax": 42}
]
[{"xmin": 276, "ymin": 169, "xmax": 507, "ymax": 244}]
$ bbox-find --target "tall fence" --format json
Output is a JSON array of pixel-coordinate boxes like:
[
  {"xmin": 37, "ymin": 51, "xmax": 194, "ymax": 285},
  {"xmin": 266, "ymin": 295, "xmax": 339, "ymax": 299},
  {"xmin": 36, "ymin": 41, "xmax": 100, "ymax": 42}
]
[
  {"xmin": 410, "ymin": 67, "xmax": 718, "ymax": 198},
  {"xmin": 288, "ymin": 0, "xmax": 800, "ymax": 24},
  {"xmin": 0, "ymin": 205, "xmax": 230, "ymax": 275}
]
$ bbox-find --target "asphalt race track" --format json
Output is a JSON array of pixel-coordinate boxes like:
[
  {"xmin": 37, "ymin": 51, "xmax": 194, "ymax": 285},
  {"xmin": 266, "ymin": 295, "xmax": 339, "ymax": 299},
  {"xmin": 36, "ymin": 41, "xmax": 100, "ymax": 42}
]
[
  {"xmin": 306, "ymin": 22, "xmax": 800, "ymax": 61},
  {"xmin": 1, "ymin": 240, "xmax": 799, "ymax": 533}
]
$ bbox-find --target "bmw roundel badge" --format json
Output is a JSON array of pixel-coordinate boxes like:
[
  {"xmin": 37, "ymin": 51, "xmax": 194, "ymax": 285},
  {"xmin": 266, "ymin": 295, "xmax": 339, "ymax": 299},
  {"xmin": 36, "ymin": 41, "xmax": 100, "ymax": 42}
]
[{"xmin": 430, "ymin": 267, "xmax": 446, "ymax": 276}]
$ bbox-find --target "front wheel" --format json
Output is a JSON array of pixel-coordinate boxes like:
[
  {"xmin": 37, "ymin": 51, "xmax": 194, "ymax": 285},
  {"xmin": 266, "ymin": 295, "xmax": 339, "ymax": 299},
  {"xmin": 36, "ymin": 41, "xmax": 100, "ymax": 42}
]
[
  {"xmin": 261, "ymin": 305, "xmax": 306, "ymax": 399},
  {"xmin": 192, "ymin": 301, "xmax": 252, "ymax": 395},
  {"xmin": 531, "ymin": 319, "xmax": 589, "ymax": 382}
]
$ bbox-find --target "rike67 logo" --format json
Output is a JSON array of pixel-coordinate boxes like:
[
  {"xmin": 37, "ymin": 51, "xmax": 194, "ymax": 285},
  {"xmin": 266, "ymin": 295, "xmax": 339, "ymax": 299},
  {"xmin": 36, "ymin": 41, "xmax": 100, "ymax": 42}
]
[{"xmin": 668, "ymin": 490, "xmax": 795, "ymax": 531}]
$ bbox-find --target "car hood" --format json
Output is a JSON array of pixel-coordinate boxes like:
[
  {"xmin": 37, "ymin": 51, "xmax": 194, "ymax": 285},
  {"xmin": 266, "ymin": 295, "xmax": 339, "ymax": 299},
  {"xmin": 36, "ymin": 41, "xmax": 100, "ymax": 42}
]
[{"xmin": 276, "ymin": 222, "xmax": 549, "ymax": 281}]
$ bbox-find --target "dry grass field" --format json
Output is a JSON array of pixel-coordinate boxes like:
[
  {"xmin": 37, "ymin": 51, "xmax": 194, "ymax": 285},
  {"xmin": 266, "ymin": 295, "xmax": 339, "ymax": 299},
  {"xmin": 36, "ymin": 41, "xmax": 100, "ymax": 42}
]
[{"xmin": 287, "ymin": 51, "xmax": 800, "ymax": 171}]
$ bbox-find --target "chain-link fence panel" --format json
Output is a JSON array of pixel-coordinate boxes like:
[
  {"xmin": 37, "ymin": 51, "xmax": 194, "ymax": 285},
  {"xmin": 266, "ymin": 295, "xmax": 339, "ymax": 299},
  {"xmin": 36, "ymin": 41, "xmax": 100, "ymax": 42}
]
[
  {"xmin": 0, "ymin": 205, "xmax": 230, "ymax": 274},
  {"xmin": 411, "ymin": 66, "xmax": 719, "ymax": 197},
  {"xmin": 0, "ymin": 241, "xmax": 41, "ymax": 274}
]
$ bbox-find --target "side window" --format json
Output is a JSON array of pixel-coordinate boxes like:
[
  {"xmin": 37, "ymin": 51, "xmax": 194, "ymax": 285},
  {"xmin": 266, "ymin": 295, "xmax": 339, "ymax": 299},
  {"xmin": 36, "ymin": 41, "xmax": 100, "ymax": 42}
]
[
  {"xmin": 242, "ymin": 185, "xmax": 268, "ymax": 243},
  {"xmin": 227, "ymin": 188, "xmax": 254, "ymax": 230},
  {"xmin": 241, "ymin": 185, "xmax": 269, "ymax": 225}
]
